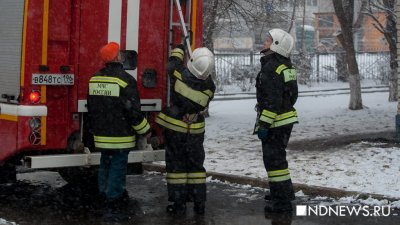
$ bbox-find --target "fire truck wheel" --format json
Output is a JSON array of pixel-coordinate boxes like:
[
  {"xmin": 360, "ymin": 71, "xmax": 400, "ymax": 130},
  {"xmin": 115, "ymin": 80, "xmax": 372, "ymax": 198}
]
[
  {"xmin": 58, "ymin": 167, "xmax": 98, "ymax": 186},
  {"xmin": 0, "ymin": 163, "xmax": 17, "ymax": 184}
]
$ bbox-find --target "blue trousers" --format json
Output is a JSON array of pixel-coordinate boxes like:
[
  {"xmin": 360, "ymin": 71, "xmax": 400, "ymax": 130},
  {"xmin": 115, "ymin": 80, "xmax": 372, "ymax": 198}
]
[{"xmin": 98, "ymin": 150, "xmax": 129, "ymax": 201}]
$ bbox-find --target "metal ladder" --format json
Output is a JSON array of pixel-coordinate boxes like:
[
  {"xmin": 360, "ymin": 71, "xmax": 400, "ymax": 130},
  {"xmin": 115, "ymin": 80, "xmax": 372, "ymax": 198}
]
[
  {"xmin": 167, "ymin": 0, "xmax": 193, "ymax": 106},
  {"xmin": 168, "ymin": 0, "xmax": 193, "ymax": 57}
]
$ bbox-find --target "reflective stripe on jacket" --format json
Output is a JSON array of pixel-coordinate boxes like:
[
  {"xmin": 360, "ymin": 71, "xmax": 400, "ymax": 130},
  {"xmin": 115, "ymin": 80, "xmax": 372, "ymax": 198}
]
[
  {"xmin": 259, "ymin": 109, "xmax": 298, "ymax": 128},
  {"xmin": 173, "ymin": 70, "xmax": 214, "ymax": 107},
  {"xmin": 156, "ymin": 112, "xmax": 205, "ymax": 134}
]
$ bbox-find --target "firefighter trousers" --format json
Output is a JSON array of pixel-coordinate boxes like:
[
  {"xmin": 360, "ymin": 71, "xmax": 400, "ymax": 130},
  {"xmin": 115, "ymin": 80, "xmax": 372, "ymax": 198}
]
[
  {"xmin": 98, "ymin": 150, "xmax": 130, "ymax": 201},
  {"xmin": 261, "ymin": 125, "xmax": 295, "ymax": 201},
  {"xmin": 164, "ymin": 129, "xmax": 207, "ymax": 204}
]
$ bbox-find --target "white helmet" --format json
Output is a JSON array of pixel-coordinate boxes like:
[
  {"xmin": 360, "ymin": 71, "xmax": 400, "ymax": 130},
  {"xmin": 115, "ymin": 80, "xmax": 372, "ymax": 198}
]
[
  {"xmin": 268, "ymin": 28, "xmax": 294, "ymax": 58},
  {"xmin": 187, "ymin": 47, "xmax": 215, "ymax": 80}
]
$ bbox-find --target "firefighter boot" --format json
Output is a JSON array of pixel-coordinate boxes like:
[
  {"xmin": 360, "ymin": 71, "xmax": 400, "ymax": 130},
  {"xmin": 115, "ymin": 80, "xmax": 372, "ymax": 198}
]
[
  {"xmin": 194, "ymin": 201, "xmax": 205, "ymax": 215},
  {"xmin": 264, "ymin": 200, "xmax": 293, "ymax": 213},
  {"xmin": 266, "ymin": 179, "xmax": 295, "ymax": 212},
  {"xmin": 265, "ymin": 192, "xmax": 295, "ymax": 201},
  {"xmin": 264, "ymin": 190, "xmax": 272, "ymax": 201},
  {"xmin": 166, "ymin": 202, "xmax": 186, "ymax": 215},
  {"xmin": 102, "ymin": 195, "xmax": 131, "ymax": 222}
]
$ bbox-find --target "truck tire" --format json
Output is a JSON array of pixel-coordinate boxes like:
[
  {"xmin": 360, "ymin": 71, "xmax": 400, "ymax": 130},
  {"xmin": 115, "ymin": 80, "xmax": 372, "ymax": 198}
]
[{"xmin": 0, "ymin": 163, "xmax": 17, "ymax": 184}]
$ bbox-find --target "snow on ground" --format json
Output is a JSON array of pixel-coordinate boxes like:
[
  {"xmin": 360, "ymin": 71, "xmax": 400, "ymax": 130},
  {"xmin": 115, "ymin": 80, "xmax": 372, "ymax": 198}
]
[
  {"xmin": 0, "ymin": 218, "xmax": 16, "ymax": 225},
  {"xmin": 204, "ymin": 86, "xmax": 399, "ymax": 198}
]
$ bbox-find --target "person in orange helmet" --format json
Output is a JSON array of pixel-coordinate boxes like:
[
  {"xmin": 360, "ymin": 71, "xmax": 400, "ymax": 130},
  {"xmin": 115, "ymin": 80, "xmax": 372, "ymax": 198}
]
[{"xmin": 87, "ymin": 42, "xmax": 151, "ymax": 221}]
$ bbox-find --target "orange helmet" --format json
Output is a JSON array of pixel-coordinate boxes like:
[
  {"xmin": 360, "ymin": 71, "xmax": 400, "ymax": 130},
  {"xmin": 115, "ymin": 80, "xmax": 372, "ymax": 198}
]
[{"xmin": 100, "ymin": 42, "xmax": 120, "ymax": 62}]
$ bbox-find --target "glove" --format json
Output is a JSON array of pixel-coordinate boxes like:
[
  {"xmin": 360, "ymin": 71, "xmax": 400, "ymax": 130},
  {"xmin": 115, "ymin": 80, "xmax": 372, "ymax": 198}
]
[
  {"xmin": 257, "ymin": 127, "xmax": 268, "ymax": 140},
  {"xmin": 175, "ymin": 44, "xmax": 185, "ymax": 51},
  {"xmin": 171, "ymin": 45, "xmax": 185, "ymax": 61}
]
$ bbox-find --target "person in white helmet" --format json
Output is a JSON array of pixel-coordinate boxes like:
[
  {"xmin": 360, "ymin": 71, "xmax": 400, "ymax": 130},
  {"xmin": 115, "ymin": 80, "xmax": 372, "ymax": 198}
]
[
  {"xmin": 254, "ymin": 28, "xmax": 299, "ymax": 213},
  {"xmin": 155, "ymin": 44, "xmax": 216, "ymax": 215}
]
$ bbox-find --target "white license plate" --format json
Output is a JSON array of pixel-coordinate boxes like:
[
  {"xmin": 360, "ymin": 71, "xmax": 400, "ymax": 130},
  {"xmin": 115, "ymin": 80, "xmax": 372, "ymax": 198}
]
[{"xmin": 32, "ymin": 74, "xmax": 74, "ymax": 85}]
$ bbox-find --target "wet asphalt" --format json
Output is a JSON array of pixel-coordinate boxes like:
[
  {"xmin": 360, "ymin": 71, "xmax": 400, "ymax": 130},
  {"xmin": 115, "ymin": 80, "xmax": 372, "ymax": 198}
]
[{"xmin": 0, "ymin": 171, "xmax": 399, "ymax": 225}]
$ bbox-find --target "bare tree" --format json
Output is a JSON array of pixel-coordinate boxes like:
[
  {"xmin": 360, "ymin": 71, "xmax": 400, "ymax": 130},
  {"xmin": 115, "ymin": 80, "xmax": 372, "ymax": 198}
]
[
  {"xmin": 333, "ymin": 0, "xmax": 363, "ymax": 110},
  {"xmin": 363, "ymin": 0, "xmax": 397, "ymax": 102},
  {"xmin": 287, "ymin": 0, "xmax": 297, "ymax": 33},
  {"xmin": 203, "ymin": 0, "xmax": 295, "ymax": 51},
  {"xmin": 203, "ymin": 0, "xmax": 221, "ymax": 52}
]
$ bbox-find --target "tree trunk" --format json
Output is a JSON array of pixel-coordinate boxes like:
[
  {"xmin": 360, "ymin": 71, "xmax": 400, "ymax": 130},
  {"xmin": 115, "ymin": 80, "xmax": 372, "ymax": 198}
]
[
  {"xmin": 333, "ymin": 0, "xmax": 363, "ymax": 110},
  {"xmin": 364, "ymin": 0, "xmax": 397, "ymax": 102},
  {"xmin": 346, "ymin": 49, "xmax": 362, "ymax": 109},
  {"xmin": 203, "ymin": 0, "xmax": 219, "ymax": 52},
  {"xmin": 383, "ymin": 0, "xmax": 398, "ymax": 102},
  {"xmin": 335, "ymin": 49, "xmax": 347, "ymax": 82},
  {"xmin": 202, "ymin": 0, "xmax": 220, "ymax": 116},
  {"xmin": 388, "ymin": 48, "xmax": 398, "ymax": 102},
  {"xmin": 389, "ymin": 70, "xmax": 397, "ymax": 102},
  {"xmin": 203, "ymin": 0, "xmax": 219, "ymax": 88}
]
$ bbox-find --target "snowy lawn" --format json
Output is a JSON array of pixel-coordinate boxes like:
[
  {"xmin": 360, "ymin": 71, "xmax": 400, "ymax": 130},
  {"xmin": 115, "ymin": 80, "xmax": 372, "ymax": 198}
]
[{"xmin": 204, "ymin": 90, "xmax": 399, "ymax": 198}]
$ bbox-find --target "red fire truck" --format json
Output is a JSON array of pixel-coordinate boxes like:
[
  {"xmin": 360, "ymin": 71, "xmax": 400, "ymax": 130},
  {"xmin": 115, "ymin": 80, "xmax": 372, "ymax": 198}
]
[{"xmin": 0, "ymin": 0, "xmax": 203, "ymax": 182}]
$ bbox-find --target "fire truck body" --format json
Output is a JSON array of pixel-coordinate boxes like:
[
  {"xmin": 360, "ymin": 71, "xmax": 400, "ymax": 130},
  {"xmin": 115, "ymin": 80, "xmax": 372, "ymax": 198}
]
[{"xmin": 0, "ymin": 0, "xmax": 203, "ymax": 169}]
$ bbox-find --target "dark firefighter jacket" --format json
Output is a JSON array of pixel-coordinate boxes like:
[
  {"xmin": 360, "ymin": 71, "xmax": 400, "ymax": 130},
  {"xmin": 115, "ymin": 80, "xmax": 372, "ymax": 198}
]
[
  {"xmin": 156, "ymin": 47, "xmax": 216, "ymax": 134},
  {"xmin": 255, "ymin": 52, "xmax": 298, "ymax": 131},
  {"xmin": 87, "ymin": 62, "xmax": 150, "ymax": 150}
]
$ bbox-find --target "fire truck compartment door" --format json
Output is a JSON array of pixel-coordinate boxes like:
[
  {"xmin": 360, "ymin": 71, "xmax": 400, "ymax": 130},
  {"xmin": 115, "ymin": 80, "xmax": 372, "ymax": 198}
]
[{"xmin": 0, "ymin": 0, "xmax": 24, "ymax": 104}]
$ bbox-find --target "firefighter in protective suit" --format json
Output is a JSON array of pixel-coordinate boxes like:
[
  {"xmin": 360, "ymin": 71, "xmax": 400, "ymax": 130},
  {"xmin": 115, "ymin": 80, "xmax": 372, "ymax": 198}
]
[
  {"xmin": 87, "ymin": 42, "xmax": 151, "ymax": 221},
  {"xmin": 155, "ymin": 45, "xmax": 216, "ymax": 215},
  {"xmin": 254, "ymin": 29, "xmax": 298, "ymax": 213}
]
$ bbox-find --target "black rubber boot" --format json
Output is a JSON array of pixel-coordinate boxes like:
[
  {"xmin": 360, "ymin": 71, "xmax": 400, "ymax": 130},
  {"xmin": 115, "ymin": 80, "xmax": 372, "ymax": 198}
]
[
  {"xmin": 265, "ymin": 193, "xmax": 295, "ymax": 201},
  {"xmin": 102, "ymin": 196, "xmax": 131, "ymax": 222},
  {"xmin": 166, "ymin": 202, "xmax": 186, "ymax": 215},
  {"xmin": 264, "ymin": 201, "xmax": 293, "ymax": 213},
  {"xmin": 194, "ymin": 201, "xmax": 205, "ymax": 215},
  {"xmin": 102, "ymin": 209, "xmax": 130, "ymax": 222}
]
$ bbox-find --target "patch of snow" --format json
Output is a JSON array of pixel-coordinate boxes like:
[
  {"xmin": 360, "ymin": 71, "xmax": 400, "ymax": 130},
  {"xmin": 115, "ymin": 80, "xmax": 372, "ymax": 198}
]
[
  {"xmin": 295, "ymin": 190, "xmax": 306, "ymax": 197},
  {"xmin": 391, "ymin": 200, "xmax": 400, "ymax": 208},
  {"xmin": 0, "ymin": 219, "xmax": 17, "ymax": 225},
  {"xmin": 204, "ymin": 91, "xmax": 399, "ymax": 198}
]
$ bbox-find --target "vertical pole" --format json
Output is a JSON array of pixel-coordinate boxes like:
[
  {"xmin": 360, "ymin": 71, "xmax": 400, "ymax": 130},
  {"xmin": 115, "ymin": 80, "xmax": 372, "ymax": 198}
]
[
  {"xmin": 301, "ymin": 0, "xmax": 306, "ymax": 51},
  {"xmin": 316, "ymin": 52, "xmax": 320, "ymax": 83},
  {"xmin": 250, "ymin": 51, "xmax": 253, "ymax": 66},
  {"xmin": 396, "ymin": 0, "xmax": 400, "ymax": 138}
]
